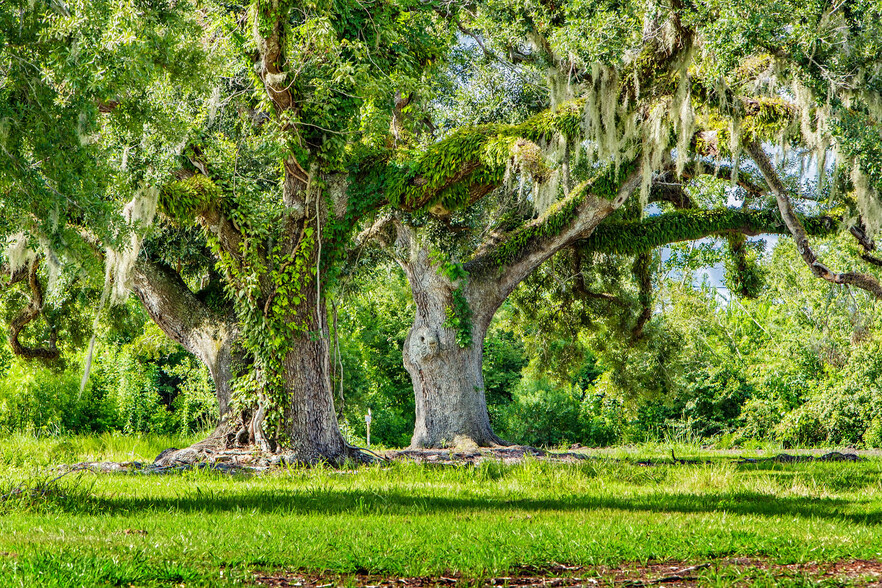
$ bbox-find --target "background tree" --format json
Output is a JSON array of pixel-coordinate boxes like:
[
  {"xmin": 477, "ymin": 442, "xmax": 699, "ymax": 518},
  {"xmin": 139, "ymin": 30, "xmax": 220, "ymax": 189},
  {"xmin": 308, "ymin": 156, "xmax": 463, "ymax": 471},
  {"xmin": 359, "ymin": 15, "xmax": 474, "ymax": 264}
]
[
  {"xmin": 360, "ymin": 0, "xmax": 882, "ymax": 449},
  {"xmin": 0, "ymin": 0, "xmax": 247, "ymax": 446}
]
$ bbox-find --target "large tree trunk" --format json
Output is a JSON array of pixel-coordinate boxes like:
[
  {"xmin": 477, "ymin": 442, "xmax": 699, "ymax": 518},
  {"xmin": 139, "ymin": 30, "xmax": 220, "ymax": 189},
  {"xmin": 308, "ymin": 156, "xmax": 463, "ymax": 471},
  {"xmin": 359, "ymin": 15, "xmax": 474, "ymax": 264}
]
[
  {"xmin": 136, "ymin": 238, "xmax": 355, "ymax": 465},
  {"xmin": 401, "ymin": 247, "xmax": 503, "ymax": 449},
  {"xmin": 397, "ymin": 173, "xmax": 640, "ymax": 449},
  {"xmin": 241, "ymin": 5, "xmax": 370, "ymax": 464},
  {"xmin": 276, "ymin": 282, "xmax": 349, "ymax": 462}
]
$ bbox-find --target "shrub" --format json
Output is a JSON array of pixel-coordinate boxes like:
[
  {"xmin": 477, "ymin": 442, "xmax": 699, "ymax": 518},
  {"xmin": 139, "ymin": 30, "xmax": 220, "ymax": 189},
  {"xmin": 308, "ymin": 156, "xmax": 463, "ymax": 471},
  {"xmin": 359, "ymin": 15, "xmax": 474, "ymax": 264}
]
[
  {"xmin": 0, "ymin": 361, "xmax": 115, "ymax": 436},
  {"xmin": 737, "ymin": 398, "xmax": 783, "ymax": 441},
  {"xmin": 775, "ymin": 405, "xmax": 826, "ymax": 447},
  {"xmin": 494, "ymin": 376, "xmax": 622, "ymax": 447}
]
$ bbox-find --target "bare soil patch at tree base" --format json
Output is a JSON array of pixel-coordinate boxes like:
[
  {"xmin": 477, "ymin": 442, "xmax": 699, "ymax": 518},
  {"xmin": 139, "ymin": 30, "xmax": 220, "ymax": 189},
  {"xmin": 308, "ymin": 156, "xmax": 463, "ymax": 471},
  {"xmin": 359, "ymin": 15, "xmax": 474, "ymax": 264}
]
[
  {"xmin": 382, "ymin": 445, "xmax": 550, "ymax": 465},
  {"xmin": 251, "ymin": 559, "xmax": 882, "ymax": 587}
]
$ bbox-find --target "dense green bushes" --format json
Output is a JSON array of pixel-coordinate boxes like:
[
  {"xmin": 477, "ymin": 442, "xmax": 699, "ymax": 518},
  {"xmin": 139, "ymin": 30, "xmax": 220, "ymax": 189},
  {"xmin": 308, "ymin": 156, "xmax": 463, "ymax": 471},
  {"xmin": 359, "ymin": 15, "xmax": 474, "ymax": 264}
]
[
  {"xmin": 0, "ymin": 360, "xmax": 96, "ymax": 435},
  {"xmin": 3, "ymin": 236, "xmax": 882, "ymax": 449},
  {"xmin": 0, "ymin": 349, "xmax": 216, "ymax": 437},
  {"xmin": 0, "ymin": 303, "xmax": 216, "ymax": 438},
  {"xmin": 492, "ymin": 377, "xmax": 623, "ymax": 447}
]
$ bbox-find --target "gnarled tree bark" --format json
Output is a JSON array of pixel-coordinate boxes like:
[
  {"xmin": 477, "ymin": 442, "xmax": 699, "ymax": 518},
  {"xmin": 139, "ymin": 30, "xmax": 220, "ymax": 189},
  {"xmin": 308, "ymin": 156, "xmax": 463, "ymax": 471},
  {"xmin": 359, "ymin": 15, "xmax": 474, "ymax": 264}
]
[
  {"xmin": 395, "ymin": 236, "xmax": 503, "ymax": 449},
  {"xmin": 131, "ymin": 258, "xmax": 242, "ymax": 463},
  {"xmin": 392, "ymin": 173, "xmax": 641, "ymax": 448}
]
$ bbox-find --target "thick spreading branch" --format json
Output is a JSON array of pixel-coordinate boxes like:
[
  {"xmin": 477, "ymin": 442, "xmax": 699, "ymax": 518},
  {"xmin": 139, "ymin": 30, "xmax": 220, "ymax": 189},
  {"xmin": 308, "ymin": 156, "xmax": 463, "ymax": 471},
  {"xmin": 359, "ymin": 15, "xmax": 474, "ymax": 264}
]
[
  {"xmin": 583, "ymin": 208, "xmax": 836, "ymax": 255},
  {"xmin": 746, "ymin": 141, "xmax": 882, "ymax": 299},
  {"xmin": 650, "ymin": 181, "xmax": 695, "ymax": 209},
  {"xmin": 132, "ymin": 257, "xmax": 239, "ymax": 416},
  {"xmin": 131, "ymin": 258, "xmax": 231, "ymax": 350},
  {"xmin": 465, "ymin": 168, "xmax": 643, "ymax": 327}
]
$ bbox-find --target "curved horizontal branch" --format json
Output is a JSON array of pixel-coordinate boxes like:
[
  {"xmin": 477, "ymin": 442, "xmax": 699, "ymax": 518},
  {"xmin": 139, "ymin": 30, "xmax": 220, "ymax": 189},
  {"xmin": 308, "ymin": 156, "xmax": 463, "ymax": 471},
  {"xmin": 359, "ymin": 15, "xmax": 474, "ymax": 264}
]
[
  {"xmin": 7, "ymin": 260, "xmax": 60, "ymax": 361},
  {"xmin": 379, "ymin": 103, "xmax": 586, "ymax": 214},
  {"xmin": 650, "ymin": 180, "xmax": 694, "ymax": 209},
  {"xmin": 464, "ymin": 166, "xmax": 642, "ymax": 328}
]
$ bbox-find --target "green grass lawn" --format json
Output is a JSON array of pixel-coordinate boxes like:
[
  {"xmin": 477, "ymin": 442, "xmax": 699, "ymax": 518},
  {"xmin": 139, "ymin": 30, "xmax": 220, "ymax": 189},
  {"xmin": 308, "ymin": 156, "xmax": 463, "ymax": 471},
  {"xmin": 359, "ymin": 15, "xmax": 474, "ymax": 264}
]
[{"xmin": 2, "ymin": 435, "xmax": 882, "ymax": 587}]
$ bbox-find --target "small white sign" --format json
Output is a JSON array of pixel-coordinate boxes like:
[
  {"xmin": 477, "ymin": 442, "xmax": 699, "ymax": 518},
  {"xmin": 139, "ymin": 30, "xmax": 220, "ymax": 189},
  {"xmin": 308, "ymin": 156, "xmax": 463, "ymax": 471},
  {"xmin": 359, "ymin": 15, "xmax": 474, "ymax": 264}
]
[{"xmin": 365, "ymin": 408, "xmax": 372, "ymax": 449}]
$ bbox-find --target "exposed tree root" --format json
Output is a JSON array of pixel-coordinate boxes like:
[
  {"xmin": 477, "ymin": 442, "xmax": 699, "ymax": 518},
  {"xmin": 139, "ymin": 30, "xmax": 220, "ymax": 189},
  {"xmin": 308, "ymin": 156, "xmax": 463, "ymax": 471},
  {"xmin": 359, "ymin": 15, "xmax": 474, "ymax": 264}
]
[
  {"xmin": 386, "ymin": 445, "xmax": 546, "ymax": 465},
  {"xmin": 150, "ymin": 417, "xmax": 378, "ymax": 469},
  {"xmin": 60, "ymin": 447, "xmax": 863, "ymax": 475},
  {"xmin": 739, "ymin": 451, "xmax": 862, "ymax": 464}
]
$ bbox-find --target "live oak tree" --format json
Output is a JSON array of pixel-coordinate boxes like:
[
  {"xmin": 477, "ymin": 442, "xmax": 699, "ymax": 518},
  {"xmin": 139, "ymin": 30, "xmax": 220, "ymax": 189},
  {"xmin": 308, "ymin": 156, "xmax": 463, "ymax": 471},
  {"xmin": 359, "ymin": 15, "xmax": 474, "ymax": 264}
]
[
  {"xmin": 149, "ymin": 1, "xmax": 460, "ymax": 462},
  {"xmin": 3, "ymin": 0, "xmax": 458, "ymax": 462},
  {"xmin": 360, "ymin": 0, "xmax": 882, "ymax": 448},
  {"xmin": 0, "ymin": 0, "xmax": 245, "ymax": 436},
  {"xmin": 351, "ymin": 2, "xmax": 681, "ymax": 449}
]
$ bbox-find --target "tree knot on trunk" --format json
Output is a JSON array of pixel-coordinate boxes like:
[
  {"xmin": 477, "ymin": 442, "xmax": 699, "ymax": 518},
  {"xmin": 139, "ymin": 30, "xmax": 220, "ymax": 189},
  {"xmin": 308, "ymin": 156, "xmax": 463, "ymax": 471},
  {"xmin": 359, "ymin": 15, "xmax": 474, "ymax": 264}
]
[{"xmin": 409, "ymin": 326, "xmax": 441, "ymax": 360}]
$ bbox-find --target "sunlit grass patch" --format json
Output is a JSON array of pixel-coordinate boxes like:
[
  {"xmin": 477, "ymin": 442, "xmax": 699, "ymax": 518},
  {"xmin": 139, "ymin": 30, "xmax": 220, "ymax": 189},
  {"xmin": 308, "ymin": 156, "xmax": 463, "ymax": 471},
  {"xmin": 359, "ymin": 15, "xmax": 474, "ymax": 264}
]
[
  {"xmin": 0, "ymin": 471, "xmax": 99, "ymax": 515},
  {"xmin": 1, "ymin": 436, "xmax": 882, "ymax": 586},
  {"xmin": 0, "ymin": 430, "xmax": 204, "ymax": 467}
]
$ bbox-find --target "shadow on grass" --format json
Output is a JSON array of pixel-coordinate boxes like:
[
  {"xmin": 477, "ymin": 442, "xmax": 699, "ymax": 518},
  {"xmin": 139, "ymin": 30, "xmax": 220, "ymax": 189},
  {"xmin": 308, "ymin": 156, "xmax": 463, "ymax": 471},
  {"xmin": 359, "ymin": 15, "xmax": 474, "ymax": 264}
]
[{"xmin": 69, "ymin": 486, "xmax": 882, "ymax": 527}]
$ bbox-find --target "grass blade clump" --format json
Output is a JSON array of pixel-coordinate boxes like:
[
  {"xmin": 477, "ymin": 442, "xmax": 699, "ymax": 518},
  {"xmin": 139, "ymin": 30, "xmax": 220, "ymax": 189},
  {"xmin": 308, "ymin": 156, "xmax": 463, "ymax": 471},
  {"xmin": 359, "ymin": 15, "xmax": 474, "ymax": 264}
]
[{"xmin": 0, "ymin": 471, "xmax": 96, "ymax": 514}]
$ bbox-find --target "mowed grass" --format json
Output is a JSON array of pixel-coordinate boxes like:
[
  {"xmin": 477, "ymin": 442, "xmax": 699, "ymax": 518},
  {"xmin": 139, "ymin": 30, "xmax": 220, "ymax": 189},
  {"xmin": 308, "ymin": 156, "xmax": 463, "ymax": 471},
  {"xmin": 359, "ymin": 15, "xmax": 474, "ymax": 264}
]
[{"xmin": 1, "ymin": 437, "xmax": 882, "ymax": 587}]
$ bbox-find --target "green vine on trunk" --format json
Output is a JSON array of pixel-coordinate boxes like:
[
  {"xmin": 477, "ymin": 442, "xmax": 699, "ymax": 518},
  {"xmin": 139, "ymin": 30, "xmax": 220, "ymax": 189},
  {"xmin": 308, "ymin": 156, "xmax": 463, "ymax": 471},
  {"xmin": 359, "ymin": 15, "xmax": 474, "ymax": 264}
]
[
  {"xmin": 163, "ymin": 172, "xmax": 323, "ymax": 442},
  {"xmin": 432, "ymin": 252, "xmax": 473, "ymax": 349}
]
